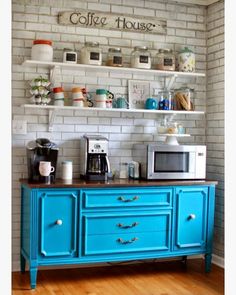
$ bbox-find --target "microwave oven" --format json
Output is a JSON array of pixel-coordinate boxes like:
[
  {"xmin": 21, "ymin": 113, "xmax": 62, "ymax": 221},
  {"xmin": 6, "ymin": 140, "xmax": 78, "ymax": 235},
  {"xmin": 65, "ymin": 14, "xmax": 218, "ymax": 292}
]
[{"xmin": 132, "ymin": 144, "xmax": 206, "ymax": 180}]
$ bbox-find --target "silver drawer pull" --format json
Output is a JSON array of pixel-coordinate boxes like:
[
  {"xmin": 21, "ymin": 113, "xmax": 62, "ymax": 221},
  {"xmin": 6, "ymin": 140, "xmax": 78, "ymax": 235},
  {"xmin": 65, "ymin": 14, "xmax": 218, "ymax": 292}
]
[
  {"xmin": 188, "ymin": 214, "xmax": 196, "ymax": 220},
  {"xmin": 117, "ymin": 222, "xmax": 139, "ymax": 229},
  {"xmin": 117, "ymin": 237, "xmax": 138, "ymax": 244},
  {"xmin": 117, "ymin": 196, "xmax": 139, "ymax": 202}
]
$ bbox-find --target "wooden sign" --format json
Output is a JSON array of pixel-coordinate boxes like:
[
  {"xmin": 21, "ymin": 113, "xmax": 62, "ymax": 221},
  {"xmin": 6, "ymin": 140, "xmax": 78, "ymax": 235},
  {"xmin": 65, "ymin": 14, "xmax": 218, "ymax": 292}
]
[{"xmin": 58, "ymin": 10, "xmax": 166, "ymax": 35}]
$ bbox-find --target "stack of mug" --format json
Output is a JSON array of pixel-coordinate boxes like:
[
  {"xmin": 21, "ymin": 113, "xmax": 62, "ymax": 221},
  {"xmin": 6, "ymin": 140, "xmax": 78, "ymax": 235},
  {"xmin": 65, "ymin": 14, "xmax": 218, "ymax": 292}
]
[
  {"xmin": 53, "ymin": 87, "xmax": 64, "ymax": 106},
  {"xmin": 72, "ymin": 87, "xmax": 85, "ymax": 107}
]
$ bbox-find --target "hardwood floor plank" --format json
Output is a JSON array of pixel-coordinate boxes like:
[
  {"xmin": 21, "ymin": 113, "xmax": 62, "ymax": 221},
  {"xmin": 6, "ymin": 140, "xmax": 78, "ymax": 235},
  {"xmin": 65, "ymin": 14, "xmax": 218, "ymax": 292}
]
[{"xmin": 12, "ymin": 259, "xmax": 224, "ymax": 295}]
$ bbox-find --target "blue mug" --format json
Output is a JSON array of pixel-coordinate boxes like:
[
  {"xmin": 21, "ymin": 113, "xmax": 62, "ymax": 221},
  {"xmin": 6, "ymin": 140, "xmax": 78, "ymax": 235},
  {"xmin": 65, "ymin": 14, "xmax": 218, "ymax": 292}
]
[{"xmin": 145, "ymin": 98, "xmax": 158, "ymax": 110}]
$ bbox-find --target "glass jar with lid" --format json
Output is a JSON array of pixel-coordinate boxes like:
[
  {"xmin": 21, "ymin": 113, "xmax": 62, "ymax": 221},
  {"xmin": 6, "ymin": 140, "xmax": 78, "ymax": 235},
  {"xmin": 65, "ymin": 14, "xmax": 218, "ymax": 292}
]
[
  {"xmin": 155, "ymin": 49, "xmax": 175, "ymax": 71},
  {"xmin": 106, "ymin": 47, "xmax": 123, "ymax": 67},
  {"xmin": 80, "ymin": 42, "xmax": 102, "ymax": 65},
  {"xmin": 174, "ymin": 87, "xmax": 194, "ymax": 111},
  {"xmin": 158, "ymin": 89, "xmax": 174, "ymax": 110},
  {"xmin": 131, "ymin": 46, "xmax": 151, "ymax": 69}
]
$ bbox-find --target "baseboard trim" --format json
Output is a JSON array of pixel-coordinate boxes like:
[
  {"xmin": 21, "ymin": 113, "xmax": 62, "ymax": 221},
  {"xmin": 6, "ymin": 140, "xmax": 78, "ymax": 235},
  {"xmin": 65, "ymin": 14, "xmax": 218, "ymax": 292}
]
[{"xmin": 212, "ymin": 254, "xmax": 224, "ymax": 268}]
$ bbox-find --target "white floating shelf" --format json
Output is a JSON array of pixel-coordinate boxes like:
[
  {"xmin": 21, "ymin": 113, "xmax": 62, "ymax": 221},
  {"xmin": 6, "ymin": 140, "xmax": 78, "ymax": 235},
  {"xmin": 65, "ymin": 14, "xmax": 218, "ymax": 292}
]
[
  {"xmin": 21, "ymin": 104, "xmax": 204, "ymax": 115},
  {"xmin": 22, "ymin": 60, "xmax": 206, "ymax": 78}
]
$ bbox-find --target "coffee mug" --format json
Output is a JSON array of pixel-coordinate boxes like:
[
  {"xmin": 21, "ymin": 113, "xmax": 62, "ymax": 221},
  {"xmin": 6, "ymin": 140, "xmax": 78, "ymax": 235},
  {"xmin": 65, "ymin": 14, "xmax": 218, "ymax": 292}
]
[
  {"xmin": 39, "ymin": 161, "xmax": 55, "ymax": 177},
  {"xmin": 113, "ymin": 96, "xmax": 129, "ymax": 109},
  {"xmin": 145, "ymin": 97, "xmax": 158, "ymax": 110}
]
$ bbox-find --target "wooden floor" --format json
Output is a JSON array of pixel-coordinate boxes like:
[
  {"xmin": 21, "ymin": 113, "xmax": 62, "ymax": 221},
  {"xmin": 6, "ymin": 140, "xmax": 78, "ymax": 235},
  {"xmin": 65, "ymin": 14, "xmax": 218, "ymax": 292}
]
[{"xmin": 12, "ymin": 259, "xmax": 224, "ymax": 295}]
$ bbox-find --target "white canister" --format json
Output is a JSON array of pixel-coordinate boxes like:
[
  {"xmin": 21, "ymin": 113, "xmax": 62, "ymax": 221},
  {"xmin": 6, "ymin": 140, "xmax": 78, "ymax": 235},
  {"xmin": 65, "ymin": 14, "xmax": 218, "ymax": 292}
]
[
  {"xmin": 62, "ymin": 161, "xmax": 73, "ymax": 180},
  {"xmin": 31, "ymin": 40, "xmax": 53, "ymax": 62},
  {"xmin": 178, "ymin": 47, "xmax": 195, "ymax": 72}
]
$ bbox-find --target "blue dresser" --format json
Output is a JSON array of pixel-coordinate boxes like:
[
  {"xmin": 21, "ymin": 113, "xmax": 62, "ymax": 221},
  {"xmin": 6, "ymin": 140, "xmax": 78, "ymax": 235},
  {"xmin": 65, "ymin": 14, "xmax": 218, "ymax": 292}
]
[{"xmin": 20, "ymin": 180, "xmax": 216, "ymax": 289}]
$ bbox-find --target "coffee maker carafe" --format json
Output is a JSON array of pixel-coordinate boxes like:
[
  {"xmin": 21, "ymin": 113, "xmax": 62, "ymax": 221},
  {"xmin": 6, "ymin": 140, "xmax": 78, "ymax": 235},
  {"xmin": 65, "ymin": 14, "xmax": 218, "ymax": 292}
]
[
  {"xmin": 26, "ymin": 138, "xmax": 59, "ymax": 183},
  {"xmin": 80, "ymin": 135, "xmax": 111, "ymax": 180}
]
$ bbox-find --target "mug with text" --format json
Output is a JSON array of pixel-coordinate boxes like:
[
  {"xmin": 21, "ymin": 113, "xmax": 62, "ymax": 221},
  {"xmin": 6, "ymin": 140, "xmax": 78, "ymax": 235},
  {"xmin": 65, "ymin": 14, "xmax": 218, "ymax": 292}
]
[{"xmin": 39, "ymin": 161, "xmax": 55, "ymax": 177}]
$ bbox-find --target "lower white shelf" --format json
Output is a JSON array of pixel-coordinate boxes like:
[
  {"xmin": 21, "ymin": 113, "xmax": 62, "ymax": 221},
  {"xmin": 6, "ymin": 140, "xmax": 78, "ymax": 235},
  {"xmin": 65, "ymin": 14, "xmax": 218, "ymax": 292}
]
[{"xmin": 21, "ymin": 104, "xmax": 204, "ymax": 115}]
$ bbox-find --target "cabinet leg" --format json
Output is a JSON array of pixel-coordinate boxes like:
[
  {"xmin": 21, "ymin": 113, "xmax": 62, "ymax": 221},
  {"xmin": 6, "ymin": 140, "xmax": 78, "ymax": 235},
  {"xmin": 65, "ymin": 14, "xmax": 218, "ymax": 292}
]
[
  {"xmin": 20, "ymin": 254, "xmax": 26, "ymax": 273},
  {"xmin": 205, "ymin": 253, "xmax": 212, "ymax": 273},
  {"xmin": 30, "ymin": 267, "xmax": 38, "ymax": 289}
]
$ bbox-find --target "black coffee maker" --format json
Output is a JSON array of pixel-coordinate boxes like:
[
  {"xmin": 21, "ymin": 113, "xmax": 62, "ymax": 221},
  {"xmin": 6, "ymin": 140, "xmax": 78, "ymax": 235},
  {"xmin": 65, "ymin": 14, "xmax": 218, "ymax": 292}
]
[
  {"xmin": 26, "ymin": 138, "xmax": 59, "ymax": 183},
  {"xmin": 80, "ymin": 135, "xmax": 111, "ymax": 180}
]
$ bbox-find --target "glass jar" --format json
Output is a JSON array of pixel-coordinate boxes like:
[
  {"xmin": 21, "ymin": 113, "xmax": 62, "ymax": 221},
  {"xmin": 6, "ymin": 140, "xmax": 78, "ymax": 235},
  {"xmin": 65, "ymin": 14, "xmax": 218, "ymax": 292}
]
[
  {"xmin": 80, "ymin": 42, "xmax": 102, "ymax": 65},
  {"xmin": 31, "ymin": 39, "xmax": 53, "ymax": 62},
  {"xmin": 131, "ymin": 46, "xmax": 151, "ymax": 69},
  {"xmin": 174, "ymin": 87, "xmax": 194, "ymax": 111},
  {"xmin": 106, "ymin": 47, "xmax": 123, "ymax": 67},
  {"xmin": 156, "ymin": 49, "xmax": 175, "ymax": 71},
  {"xmin": 178, "ymin": 47, "xmax": 195, "ymax": 72},
  {"xmin": 158, "ymin": 89, "xmax": 174, "ymax": 110}
]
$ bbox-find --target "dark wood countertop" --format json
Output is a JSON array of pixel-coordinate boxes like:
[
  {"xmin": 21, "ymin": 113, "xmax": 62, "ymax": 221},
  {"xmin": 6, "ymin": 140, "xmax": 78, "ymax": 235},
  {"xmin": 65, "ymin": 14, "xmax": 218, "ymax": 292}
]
[{"xmin": 20, "ymin": 178, "xmax": 218, "ymax": 188}]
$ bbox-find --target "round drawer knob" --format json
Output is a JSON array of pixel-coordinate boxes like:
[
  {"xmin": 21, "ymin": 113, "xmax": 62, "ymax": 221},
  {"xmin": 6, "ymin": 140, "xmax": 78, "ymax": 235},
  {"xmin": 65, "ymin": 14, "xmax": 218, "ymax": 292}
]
[
  {"xmin": 56, "ymin": 219, "xmax": 63, "ymax": 225},
  {"xmin": 189, "ymin": 214, "xmax": 196, "ymax": 220}
]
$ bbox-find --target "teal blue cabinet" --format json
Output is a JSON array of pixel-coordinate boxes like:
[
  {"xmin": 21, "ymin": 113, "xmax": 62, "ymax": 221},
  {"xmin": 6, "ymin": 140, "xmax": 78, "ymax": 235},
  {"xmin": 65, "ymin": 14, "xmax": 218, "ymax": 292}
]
[{"xmin": 20, "ymin": 183, "xmax": 215, "ymax": 289}]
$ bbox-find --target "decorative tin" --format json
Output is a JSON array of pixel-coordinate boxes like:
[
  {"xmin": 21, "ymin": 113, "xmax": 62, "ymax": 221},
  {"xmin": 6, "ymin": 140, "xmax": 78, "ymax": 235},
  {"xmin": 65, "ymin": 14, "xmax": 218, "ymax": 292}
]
[{"xmin": 178, "ymin": 47, "xmax": 195, "ymax": 72}]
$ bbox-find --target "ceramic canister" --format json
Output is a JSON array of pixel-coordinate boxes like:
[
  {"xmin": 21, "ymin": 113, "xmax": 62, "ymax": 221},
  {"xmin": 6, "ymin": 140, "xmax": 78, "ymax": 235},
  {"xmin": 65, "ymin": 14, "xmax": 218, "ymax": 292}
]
[{"xmin": 178, "ymin": 47, "xmax": 195, "ymax": 72}]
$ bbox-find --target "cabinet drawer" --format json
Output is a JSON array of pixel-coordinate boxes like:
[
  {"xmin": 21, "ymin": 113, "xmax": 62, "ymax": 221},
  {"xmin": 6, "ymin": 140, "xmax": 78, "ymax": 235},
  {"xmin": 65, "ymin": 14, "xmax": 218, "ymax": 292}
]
[
  {"xmin": 82, "ymin": 188, "xmax": 172, "ymax": 209},
  {"xmin": 83, "ymin": 231, "xmax": 170, "ymax": 256},
  {"xmin": 84, "ymin": 211, "xmax": 171, "ymax": 235}
]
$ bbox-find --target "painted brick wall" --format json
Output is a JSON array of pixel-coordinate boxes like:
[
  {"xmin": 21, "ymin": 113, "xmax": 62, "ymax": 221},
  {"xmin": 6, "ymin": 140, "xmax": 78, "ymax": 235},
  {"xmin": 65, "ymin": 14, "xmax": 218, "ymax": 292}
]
[
  {"xmin": 12, "ymin": 0, "xmax": 221, "ymax": 271},
  {"xmin": 206, "ymin": 0, "xmax": 224, "ymax": 258}
]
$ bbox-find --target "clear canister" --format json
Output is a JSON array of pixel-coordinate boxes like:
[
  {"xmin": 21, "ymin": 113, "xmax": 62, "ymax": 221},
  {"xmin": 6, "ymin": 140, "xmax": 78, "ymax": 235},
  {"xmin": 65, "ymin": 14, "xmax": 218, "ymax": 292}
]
[
  {"xmin": 131, "ymin": 46, "xmax": 151, "ymax": 69},
  {"xmin": 156, "ymin": 49, "xmax": 175, "ymax": 71},
  {"xmin": 174, "ymin": 87, "xmax": 194, "ymax": 111},
  {"xmin": 158, "ymin": 89, "xmax": 174, "ymax": 110},
  {"xmin": 106, "ymin": 47, "xmax": 123, "ymax": 67},
  {"xmin": 80, "ymin": 42, "xmax": 102, "ymax": 65}
]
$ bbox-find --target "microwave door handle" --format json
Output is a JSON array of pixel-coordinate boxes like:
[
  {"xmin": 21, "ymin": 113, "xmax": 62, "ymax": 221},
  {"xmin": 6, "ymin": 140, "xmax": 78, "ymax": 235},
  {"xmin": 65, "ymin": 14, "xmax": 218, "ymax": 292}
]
[{"xmin": 105, "ymin": 155, "xmax": 111, "ymax": 173}]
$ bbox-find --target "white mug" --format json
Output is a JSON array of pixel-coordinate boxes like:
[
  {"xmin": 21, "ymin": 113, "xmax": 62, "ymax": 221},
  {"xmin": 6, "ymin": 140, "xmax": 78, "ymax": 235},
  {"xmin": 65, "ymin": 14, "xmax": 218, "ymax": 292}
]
[{"xmin": 39, "ymin": 161, "xmax": 55, "ymax": 177}]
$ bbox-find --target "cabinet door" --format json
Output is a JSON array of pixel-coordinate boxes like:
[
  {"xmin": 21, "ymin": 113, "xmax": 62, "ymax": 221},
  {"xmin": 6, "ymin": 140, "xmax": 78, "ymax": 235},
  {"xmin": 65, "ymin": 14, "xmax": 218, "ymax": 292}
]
[
  {"xmin": 174, "ymin": 186, "xmax": 208, "ymax": 252},
  {"xmin": 39, "ymin": 190, "xmax": 78, "ymax": 259}
]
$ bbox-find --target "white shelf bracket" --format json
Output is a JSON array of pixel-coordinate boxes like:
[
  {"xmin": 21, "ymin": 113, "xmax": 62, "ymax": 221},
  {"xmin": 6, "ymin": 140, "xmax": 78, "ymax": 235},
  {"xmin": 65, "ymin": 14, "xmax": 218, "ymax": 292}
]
[
  {"xmin": 50, "ymin": 65, "xmax": 61, "ymax": 85},
  {"xmin": 165, "ymin": 74, "xmax": 178, "ymax": 90},
  {"xmin": 48, "ymin": 109, "xmax": 58, "ymax": 132}
]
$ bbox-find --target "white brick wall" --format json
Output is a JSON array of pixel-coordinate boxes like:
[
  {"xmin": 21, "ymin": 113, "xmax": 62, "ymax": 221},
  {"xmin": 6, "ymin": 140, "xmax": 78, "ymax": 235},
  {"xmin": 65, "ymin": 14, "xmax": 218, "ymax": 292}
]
[
  {"xmin": 11, "ymin": 0, "xmax": 224, "ymax": 270},
  {"xmin": 206, "ymin": 0, "xmax": 224, "ymax": 258}
]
